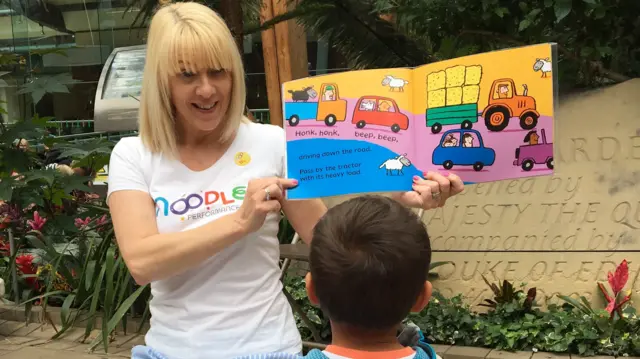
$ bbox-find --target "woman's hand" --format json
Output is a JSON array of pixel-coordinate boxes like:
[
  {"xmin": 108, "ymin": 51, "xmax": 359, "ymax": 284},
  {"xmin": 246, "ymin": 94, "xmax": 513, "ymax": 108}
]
[
  {"xmin": 392, "ymin": 171, "xmax": 464, "ymax": 210},
  {"xmin": 234, "ymin": 177, "xmax": 299, "ymax": 234}
]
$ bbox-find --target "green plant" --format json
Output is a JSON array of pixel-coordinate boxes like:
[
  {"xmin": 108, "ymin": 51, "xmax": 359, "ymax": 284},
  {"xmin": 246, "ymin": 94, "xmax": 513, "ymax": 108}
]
[
  {"xmin": 408, "ymin": 292, "xmax": 480, "ymax": 346},
  {"xmin": 0, "ymin": 53, "xmax": 151, "ymax": 354},
  {"xmin": 405, "ymin": 290, "xmax": 640, "ymax": 356},
  {"xmin": 559, "ymin": 259, "xmax": 633, "ymax": 321},
  {"xmin": 479, "ymin": 275, "xmax": 537, "ymax": 312}
]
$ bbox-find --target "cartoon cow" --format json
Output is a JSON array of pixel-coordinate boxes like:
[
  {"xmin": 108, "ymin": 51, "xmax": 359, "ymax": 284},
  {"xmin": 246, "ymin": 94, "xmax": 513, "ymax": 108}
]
[{"xmin": 288, "ymin": 86, "xmax": 318, "ymax": 102}]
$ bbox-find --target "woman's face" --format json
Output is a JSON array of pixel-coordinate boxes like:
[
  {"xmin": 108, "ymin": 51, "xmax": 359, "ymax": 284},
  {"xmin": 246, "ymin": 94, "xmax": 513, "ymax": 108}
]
[{"xmin": 169, "ymin": 67, "xmax": 232, "ymax": 134}]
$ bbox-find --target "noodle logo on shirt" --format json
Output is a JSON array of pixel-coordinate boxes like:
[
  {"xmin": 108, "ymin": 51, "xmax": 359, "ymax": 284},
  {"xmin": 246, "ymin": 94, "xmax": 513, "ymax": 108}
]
[
  {"xmin": 154, "ymin": 185, "xmax": 246, "ymax": 222},
  {"xmin": 234, "ymin": 152, "xmax": 251, "ymax": 166}
]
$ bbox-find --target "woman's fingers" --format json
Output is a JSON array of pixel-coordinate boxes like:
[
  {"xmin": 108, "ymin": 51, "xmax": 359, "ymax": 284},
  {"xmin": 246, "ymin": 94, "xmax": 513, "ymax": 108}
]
[
  {"xmin": 448, "ymin": 173, "xmax": 465, "ymax": 195},
  {"xmin": 245, "ymin": 177, "xmax": 297, "ymax": 216},
  {"xmin": 424, "ymin": 171, "xmax": 450, "ymax": 198},
  {"xmin": 260, "ymin": 183, "xmax": 284, "ymax": 202},
  {"xmin": 262, "ymin": 199, "xmax": 282, "ymax": 213},
  {"xmin": 276, "ymin": 178, "xmax": 299, "ymax": 190},
  {"xmin": 248, "ymin": 177, "xmax": 298, "ymax": 202}
]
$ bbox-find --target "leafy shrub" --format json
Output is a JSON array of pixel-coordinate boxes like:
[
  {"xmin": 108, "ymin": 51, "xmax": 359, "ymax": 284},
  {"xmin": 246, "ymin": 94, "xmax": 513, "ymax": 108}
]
[{"xmin": 284, "ymin": 259, "xmax": 639, "ymax": 356}]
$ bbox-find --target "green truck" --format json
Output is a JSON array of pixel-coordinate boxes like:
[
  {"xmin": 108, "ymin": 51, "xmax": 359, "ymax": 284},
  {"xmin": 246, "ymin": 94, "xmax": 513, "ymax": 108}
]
[{"xmin": 425, "ymin": 103, "xmax": 478, "ymax": 134}]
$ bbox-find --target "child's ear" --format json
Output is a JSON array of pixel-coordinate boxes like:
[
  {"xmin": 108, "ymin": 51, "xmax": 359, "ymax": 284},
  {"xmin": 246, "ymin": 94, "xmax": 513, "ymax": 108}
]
[
  {"xmin": 410, "ymin": 281, "xmax": 432, "ymax": 313},
  {"xmin": 305, "ymin": 272, "xmax": 320, "ymax": 306}
]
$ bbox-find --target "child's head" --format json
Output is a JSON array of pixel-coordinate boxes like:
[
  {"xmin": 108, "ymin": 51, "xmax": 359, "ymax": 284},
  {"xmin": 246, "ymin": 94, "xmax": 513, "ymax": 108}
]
[{"xmin": 305, "ymin": 195, "xmax": 432, "ymax": 333}]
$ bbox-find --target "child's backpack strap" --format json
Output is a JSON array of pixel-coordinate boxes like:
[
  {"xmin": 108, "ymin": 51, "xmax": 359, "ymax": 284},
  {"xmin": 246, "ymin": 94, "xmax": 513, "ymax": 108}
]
[
  {"xmin": 413, "ymin": 345, "xmax": 437, "ymax": 359},
  {"xmin": 303, "ymin": 349, "xmax": 329, "ymax": 359}
]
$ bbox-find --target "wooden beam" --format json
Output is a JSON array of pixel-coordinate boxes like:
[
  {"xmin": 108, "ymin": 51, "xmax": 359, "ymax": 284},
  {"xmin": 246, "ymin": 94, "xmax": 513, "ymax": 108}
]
[
  {"xmin": 272, "ymin": 0, "xmax": 294, "ymax": 84},
  {"xmin": 286, "ymin": 0, "xmax": 309, "ymax": 80},
  {"xmin": 260, "ymin": 0, "xmax": 283, "ymax": 127},
  {"xmin": 261, "ymin": 0, "xmax": 309, "ymax": 128}
]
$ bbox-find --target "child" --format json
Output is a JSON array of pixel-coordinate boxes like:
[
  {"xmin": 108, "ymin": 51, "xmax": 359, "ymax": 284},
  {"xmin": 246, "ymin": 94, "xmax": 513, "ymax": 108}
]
[{"xmin": 236, "ymin": 195, "xmax": 437, "ymax": 359}]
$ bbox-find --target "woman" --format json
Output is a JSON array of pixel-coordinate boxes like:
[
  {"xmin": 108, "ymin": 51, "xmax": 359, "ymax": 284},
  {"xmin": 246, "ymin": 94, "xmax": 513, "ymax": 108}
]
[{"xmin": 107, "ymin": 2, "xmax": 464, "ymax": 359}]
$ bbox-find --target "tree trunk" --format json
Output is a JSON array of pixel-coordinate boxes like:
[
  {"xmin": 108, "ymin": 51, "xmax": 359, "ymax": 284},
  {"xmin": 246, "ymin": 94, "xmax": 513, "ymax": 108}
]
[
  {"xmin": 260, "ymin": 0, "xmax": 283, "ymax": 127},
  {"xmin": 219, "ymin": 0, "xmax": 244, "ymax": 51}
]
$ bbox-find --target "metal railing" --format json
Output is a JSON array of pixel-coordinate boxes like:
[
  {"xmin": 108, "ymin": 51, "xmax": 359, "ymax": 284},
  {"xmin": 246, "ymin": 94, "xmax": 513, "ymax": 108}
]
[{"xmin": 42, "ymin": 108, "xmax": 271, "ymax": 142}]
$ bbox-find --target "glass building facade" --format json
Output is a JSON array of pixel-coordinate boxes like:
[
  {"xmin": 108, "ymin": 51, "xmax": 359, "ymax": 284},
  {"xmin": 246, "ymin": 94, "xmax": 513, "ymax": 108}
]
[{"xmin": 0, "ymin": 0, "xmax": 347, "ymax": 135}]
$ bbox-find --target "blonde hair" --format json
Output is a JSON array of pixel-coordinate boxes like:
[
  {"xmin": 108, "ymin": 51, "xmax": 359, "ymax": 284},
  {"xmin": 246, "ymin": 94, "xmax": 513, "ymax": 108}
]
[{"xmin": 139, "ymin": 0, "xmax": 249, "ymax": 157}]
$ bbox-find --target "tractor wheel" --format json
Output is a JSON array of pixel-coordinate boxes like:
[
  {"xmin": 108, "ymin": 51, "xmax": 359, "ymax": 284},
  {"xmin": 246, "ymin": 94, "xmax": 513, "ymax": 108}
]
[
  {"xmin": 484, "ymin": 106, "xmax": 510, "ymax": 132},
  {"xmin": 325, "ymin": 114, "xmax": 337, "ymax": 126},
  {"xmin": 519, "ymin": 112, "xmax": 538, "ymax": 130},
  {"xmin": 431, "ymin": 123, "xmax": 442, "ymax": 134},
  {"xmin": 461, "ymin": 120, "xmax": 473, "ymax": 129},
  {"xmin": 288, "ymin": 115, "xmax": 300, "ymax": 127}
]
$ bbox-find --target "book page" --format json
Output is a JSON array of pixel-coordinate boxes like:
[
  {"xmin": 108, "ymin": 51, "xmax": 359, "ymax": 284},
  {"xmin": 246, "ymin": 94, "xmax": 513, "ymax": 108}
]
[
  {"xmin": 283, "ymin": 68, "xmax": 419, "ymax": 200},
  {"xmin": 411, "ymin": 43, "xmax": 557, "ymax": 184}
]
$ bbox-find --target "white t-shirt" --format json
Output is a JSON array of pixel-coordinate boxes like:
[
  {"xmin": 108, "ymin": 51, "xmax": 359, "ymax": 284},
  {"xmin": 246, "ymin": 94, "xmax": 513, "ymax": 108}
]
[{"xmin": 107, "ymin": 121, "xmax": 301, "ymax": 359}]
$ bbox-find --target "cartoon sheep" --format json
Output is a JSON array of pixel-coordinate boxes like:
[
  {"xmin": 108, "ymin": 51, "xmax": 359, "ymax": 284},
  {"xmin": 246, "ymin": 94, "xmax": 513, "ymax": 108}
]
[
  {"xmin": 381, "ymin": 75, "xmax": 409, "ymax": 92},
  {"xmin": 379, "ymin": 154, "xmax": 411, "ymax": 175},
  {"xmin": 533, "ymin": 58, "xmax": 552, "ymax": 78}
]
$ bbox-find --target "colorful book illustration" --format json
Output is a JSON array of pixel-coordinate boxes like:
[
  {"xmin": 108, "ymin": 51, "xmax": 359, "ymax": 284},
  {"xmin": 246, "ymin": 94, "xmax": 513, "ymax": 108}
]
[{"xmin": 282, "ymin": 43, "xmax": 558, "ymax": 200}]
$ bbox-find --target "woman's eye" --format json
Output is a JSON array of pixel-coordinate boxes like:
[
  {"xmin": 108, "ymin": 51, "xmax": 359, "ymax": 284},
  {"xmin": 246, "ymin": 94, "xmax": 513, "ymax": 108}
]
[
  {"xmin": 181, "ymin": 71, "xmax": 195, "ymax": 78},
  {"xmin": 209, "ymin": 69, "xmax": 225, "ymax": 76}
]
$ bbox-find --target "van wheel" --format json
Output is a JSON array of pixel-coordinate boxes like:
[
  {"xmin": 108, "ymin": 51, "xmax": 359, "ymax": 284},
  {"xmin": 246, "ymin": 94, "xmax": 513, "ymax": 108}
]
[
  {"xmin": 288, "ymin": 115, "xmax": 300, "ymax": 127},
  {"xmin": 443, "ymin": 160, "xmax": 453, "ymax": 170},
  {"xmin": 484, "ymin": 106, "xmax": 510, "ymax": 132},
  {"xmin": 522, "ymin": 159, "xmax": 534, "ymax": 171},
  {"xmin": 391, "ymin": 124, "xmax": 401, "ymax": 133},
  {"xmin": 473, "ymin": 162, "xmax": 484, "ymax": 171},
  {"xmin": 325, "ymin": 114, "xmax": 337, "ymax": 126},
  {"xmin": 356, "ymin": 120, "xmax": 366, "ymax": 129},
  {"xmin": 461, "ymin": 120, "xmax": 472, "ymax": 129},
  {"xmin": 546, "ymin": 157, "xmax": 554, "ymax": 169},
  {"xmin": 431, "ymin": 123, "xmax": 442, "ymax": 134}
]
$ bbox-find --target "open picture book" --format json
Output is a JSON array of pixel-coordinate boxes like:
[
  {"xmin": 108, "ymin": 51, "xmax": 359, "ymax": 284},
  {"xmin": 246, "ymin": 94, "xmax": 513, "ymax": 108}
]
[{"xmin": 282, "ymin": 43, "xmax": 559, "ymax": 200}]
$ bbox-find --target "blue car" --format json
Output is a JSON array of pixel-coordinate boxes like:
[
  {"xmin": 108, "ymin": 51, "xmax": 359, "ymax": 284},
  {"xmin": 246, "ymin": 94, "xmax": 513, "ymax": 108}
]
[{"xmin": 432, "ymin": 129, "xmax": 496, "ymax": 172}]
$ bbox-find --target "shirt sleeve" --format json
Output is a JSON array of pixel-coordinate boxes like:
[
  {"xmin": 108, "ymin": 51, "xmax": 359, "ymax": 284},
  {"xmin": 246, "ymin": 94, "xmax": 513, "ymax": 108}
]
[
  {"xmin": 106, "ymin": 138, "xmax": 149, "ymax": 201},
  {"xmin": 271, "ymin": 124, "xmax": 287, "ymax": 179}
]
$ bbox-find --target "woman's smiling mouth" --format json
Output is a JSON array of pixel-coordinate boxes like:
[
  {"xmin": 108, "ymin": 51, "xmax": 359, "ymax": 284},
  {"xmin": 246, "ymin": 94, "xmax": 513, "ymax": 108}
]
[{"xmin": 193, "ymin": 102, "xmax": 217, "ymax": 111}]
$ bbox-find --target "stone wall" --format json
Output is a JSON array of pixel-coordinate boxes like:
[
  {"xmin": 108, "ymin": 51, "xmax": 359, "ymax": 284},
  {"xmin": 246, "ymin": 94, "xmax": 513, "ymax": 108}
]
[{"xmin": 323, "ymin": 79, "xmax": 640, "ymax": 310}]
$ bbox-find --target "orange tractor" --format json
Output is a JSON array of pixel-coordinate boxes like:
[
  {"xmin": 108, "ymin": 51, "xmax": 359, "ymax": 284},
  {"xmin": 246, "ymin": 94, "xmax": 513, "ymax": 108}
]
[{"xmin": 482, "ymin": 78, "xmax": 539, "ymax": 132}]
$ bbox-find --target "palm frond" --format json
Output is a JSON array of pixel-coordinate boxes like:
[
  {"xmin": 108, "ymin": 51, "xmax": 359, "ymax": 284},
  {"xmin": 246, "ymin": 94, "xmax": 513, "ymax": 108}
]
[{"xmin": 291, "ymin": 0, "xmax": 432, "ymax": 69}]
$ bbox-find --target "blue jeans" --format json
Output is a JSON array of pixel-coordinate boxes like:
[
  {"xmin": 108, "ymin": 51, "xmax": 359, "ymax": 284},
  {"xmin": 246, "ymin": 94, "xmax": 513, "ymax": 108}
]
[
  {"xmin": 131, "ymin": 345, "xmax": 169, "ymax": 359},
  {"xmin": 131, "ymin": 345, "xmax": 303, "ymax": 359}
]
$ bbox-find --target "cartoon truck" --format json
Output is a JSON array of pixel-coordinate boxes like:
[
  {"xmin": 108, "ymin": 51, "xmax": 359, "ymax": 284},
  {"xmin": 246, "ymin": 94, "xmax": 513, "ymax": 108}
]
[
  {"xmin": 513, "ymin": 128, "xmax": 554, "ymax": 171},
  {"xmin": 352, "ymin": 96, "xmax": 409, "ymax": 133},
  {"xmin": 425, "ymin": 65, "xmax": 482, "ymax": 134},
  {"xmin": 284, "ymin": 83, "xmax": 347, "ymax": 127},
  {"xmin": 482, "ymin": 78, "xmax": 539, "ymax": 132},
  {"xmin": 432, "ymin": 129, "xmax": 496, "ymax": 172}
]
